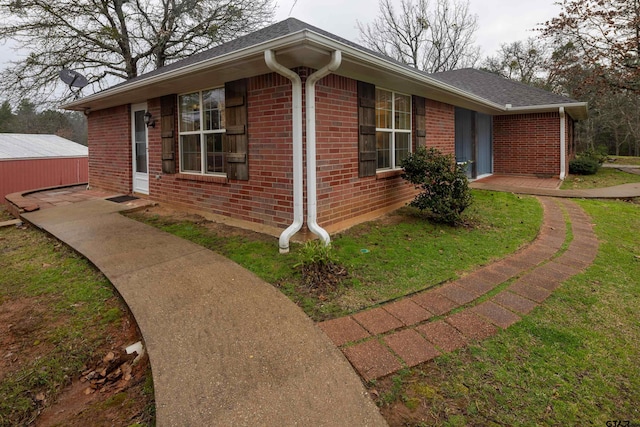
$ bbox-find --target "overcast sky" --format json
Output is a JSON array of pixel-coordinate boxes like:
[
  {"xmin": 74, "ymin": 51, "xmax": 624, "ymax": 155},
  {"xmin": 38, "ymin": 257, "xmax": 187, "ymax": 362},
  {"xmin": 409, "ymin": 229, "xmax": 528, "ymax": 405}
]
[
  {"xmin": 0, "ymin": 0, "xmax": 562, "ymax": 79},
  {"xmin": 275, "ymin": 0, "xmax": 562, "ymax": 56}
]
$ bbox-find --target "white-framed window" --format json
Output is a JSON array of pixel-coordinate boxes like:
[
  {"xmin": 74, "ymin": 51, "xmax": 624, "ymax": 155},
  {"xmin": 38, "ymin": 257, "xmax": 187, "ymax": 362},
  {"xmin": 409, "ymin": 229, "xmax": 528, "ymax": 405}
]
[
  {"xmin": 376, "ymin": 88, "xmax": 411, "ymax": 170},
  {"xmin": 178, "ymin": 88, "xmax": 225, "ymax": 175}
]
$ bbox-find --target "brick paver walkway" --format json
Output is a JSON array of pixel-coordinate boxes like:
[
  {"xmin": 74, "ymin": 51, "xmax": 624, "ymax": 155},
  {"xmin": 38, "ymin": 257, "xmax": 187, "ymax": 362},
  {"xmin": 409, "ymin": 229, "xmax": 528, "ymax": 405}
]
[{"xmin": 319, "ymin": 197, "xmax": 598, "ymax": 381}]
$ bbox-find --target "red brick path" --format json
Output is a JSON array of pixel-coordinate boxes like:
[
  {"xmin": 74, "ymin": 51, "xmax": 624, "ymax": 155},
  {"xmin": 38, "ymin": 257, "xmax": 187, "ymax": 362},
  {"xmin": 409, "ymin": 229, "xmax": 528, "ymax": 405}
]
[{"xmin": 319, "ymin": 197, "xmax": 598, "ymax": 381}]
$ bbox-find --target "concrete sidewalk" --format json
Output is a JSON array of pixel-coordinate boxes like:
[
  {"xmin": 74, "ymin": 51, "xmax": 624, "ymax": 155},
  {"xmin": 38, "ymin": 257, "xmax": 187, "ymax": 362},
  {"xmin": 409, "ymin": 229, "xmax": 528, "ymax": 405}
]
[
  {"xmin": 471, "ymin": 175, "xmax": 640, "ymax": 198},
  {"xmin": 22, "ymin": 200, "xmax": 387, "ymax": 427}
]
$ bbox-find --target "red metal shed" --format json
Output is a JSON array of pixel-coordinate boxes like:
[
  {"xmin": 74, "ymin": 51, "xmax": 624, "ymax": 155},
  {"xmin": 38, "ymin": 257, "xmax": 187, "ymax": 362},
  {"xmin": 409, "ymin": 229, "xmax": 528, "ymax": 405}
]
[{"xmin": 0, "ymin": 134, "xmax": 88, "ymax": 205}]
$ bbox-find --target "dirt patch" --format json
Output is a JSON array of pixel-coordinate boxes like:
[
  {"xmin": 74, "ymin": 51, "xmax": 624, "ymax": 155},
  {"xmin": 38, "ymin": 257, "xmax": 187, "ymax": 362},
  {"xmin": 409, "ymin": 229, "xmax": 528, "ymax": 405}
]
[
  {"xmin": 0, "ymin": 297, "xmax": 61, "ymax": 381},
  {"xmin": 0, "ymin": 295, "xmax": 153, "ymax": 426}
]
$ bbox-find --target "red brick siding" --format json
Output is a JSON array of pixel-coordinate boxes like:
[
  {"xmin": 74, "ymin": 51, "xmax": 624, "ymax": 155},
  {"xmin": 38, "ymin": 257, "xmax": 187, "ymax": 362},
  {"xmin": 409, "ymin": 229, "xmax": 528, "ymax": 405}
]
[
  {"xmin": 493, "ymin": 113, "xmax": 561, "ymax": 176},
  {"xmin": 146, "ymin": 72, "xmax": 295, "ymax": 228},
  {"xmin": 425, "ymin": 100, "xmax": 455, "ymax": 155},
  {"xmin": 87, "ymin": 105, "xmax": 131, "ymax": 193},
  {"xmin": 87, "ymin": 72, "xmax": 459, "ymax": 231},
  {"xmin": 314, "ymin": 74, "xmax": 417, "ymax": 228}
]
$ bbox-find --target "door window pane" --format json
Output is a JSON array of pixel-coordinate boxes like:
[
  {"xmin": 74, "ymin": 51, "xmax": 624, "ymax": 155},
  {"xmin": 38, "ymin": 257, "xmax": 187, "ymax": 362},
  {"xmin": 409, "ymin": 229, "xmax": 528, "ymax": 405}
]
[{"xmin": 134, "ymin": 110, "xmax": 147, "ymax": 173}]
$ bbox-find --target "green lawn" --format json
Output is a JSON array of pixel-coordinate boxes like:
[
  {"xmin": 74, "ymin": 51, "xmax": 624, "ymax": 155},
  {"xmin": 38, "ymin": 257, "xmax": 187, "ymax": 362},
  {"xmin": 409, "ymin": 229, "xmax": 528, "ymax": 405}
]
[
  {"xmin": 0, "ymin": 218, "xmax": 153, "ymax": 426},
  {"xmin": 129, "ymin": 190, "xmax": 542, "ymax": 321},
  {"xmin": 606, "ymin": 155, "xmax": 640, "ymax": 166},
  {"xmin": 373, "ymin": 198, "xmax": 640, "ymax": 426},
  {"xmin": 561, "ymin": 167, "xmax": 640, "ymax": 190}
]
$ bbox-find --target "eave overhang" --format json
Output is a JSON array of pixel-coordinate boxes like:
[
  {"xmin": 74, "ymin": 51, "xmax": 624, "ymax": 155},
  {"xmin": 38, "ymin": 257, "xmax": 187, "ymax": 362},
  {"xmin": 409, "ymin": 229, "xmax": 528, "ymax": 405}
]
[{"xmin": 62, "ymin": 28, "xmax": 588, "ymax": 121}]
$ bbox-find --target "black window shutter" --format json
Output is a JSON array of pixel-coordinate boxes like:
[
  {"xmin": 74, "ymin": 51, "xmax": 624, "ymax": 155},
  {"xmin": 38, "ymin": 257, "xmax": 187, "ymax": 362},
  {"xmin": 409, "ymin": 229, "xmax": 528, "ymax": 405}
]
[
  {"xmin": 160, "ymin": 94, "xmax": 176, "ymax": 174},
  {"xmin": 358, "ymin": 81, "xmax": 377, "ymax": 177},
  {"xmin": 224, "ymin": 79, "xmax": 249, "ymax": 180},
  {"xmin": 413, "ymin": 95, "xmax": 426, "ymax": 148}
]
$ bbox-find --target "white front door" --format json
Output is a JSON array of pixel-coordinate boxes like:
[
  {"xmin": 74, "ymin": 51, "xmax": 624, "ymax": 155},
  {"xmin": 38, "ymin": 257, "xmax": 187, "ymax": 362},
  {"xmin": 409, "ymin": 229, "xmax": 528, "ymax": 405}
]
[{"xmin": 132, "ymin": 103, "xmax": 149, "ymax": 194}]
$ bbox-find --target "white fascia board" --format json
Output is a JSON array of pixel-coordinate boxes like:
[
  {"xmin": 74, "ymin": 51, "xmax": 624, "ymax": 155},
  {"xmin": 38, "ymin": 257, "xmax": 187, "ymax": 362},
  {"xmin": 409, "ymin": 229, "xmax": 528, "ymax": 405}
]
[{"xmin": 506, "ymin": 102, "xmax": 589, "ymax": 119}]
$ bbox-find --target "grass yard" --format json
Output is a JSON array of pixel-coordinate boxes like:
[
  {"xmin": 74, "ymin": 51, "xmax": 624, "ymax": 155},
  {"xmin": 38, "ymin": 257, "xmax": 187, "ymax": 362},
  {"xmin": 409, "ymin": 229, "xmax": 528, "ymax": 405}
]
[
  {"xmin": 606, "ymin": 155, "xmax": 640, "ymax": 166},
  {"xmin": 129, "ymin": 190, "xmax": 542, "ymax": 321},
  {"xmin": 0, "ymin": 211, "xmax": 154, "ymax": 426},
  {"xmin": 371, "ymin": 198, "xmax": 640, "ymax": 426},
  {"xmin": 561, "ymin": 167, "xmax": 640, "ymax": 190}
]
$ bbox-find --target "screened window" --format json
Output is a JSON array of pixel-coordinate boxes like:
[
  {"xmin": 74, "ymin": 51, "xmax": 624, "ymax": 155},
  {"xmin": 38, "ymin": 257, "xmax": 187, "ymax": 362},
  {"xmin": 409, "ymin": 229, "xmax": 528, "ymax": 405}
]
[
  {"xmin": 178, "ymin": 88, "xmax": 225, "ymax": 174},
  {"xmin": 376, "ymin": 88, "xmax": 411, "ymax": 170}
]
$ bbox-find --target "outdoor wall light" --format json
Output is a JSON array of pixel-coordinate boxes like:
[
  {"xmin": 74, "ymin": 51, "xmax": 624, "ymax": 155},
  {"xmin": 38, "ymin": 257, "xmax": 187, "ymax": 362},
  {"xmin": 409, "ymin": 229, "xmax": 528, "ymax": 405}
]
[{"xmin": 143, "ymin": 111, "xmax": 155, "ymax": 128}]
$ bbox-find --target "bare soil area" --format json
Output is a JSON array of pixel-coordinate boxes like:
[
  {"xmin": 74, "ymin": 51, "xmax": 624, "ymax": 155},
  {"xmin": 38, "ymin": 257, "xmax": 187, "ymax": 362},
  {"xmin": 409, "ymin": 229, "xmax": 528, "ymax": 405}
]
[{"xmin": 0, "ymin": 294, "xmax": 153, "ymax": 426}]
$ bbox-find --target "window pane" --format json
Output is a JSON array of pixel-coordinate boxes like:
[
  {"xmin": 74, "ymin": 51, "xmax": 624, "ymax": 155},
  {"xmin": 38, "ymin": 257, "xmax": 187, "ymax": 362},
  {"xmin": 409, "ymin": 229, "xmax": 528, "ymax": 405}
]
[
  {"xmin": 206, "ymin": 133, "xmax": 225, "ymax": 173},
  {"xmin": 181, "ymin": 134, "xmax": 201, "ymax": 172},
  {"xmin": 376, "ymin": 88, "xmax": 392, "ymax": 129},
  {"xmin": 203, "ymin": 88, "xmax": 225, "ymax": 131},
  {"xmin": 395, "ymin": 133, "xmax": 410, "ymax": 167},
  {"xmin": 134, "ymin": 110, "xmax": 147, "ymax": 173},
  {"xmin": 179, "ymin": 92, "xmax": 200, "ymax": 132},
  {"xmin": 395, "ymin": 94, "xmax": 411, "ymax": 130},
  {"xmin": 376, "ymin": 131, "xmax": 391, "ymax": 169}
]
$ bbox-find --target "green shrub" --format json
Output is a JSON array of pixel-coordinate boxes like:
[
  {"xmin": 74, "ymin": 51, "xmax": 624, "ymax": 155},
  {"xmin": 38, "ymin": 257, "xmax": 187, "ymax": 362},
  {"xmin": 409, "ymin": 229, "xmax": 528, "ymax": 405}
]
[
  {"xmin": 400, "ymin": 147, "xmax": 472, "ymax": 225},
  {"xmin": 569, "ymin": 156, "xmax": 600, "ymax": 175}
]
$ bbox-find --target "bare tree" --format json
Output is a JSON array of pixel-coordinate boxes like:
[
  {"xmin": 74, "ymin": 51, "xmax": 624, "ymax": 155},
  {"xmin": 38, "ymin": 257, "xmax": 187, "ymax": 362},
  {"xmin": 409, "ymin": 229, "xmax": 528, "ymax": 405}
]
[
  {"xmin": 357, "ymin": 0, "xmax": 480, "ymax": 73},
  {"xmin": 0, "ymin": 0, "xmax": 275, "ymax": 103},
  {"xmin": 540, "ymin": 0, "xmax": 640, "ymax": 95},
  {"xmin": 483, "ymin": 39, "xmax": 550, "ymax": 88}
]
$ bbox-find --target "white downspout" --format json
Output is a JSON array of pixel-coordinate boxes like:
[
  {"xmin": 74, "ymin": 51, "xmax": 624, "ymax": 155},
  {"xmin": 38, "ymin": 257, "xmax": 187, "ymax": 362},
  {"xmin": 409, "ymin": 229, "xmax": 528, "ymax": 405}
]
[
  {"xmin": 559, "ymin": 107, "xmax": 566, "ymax": 180},
  {"xmin": 305, "ymin": 51, "xmax": 342, "ymax": 246},
  {"xmin": 264, "ymin": 50, "xmax": 303, "ymax": 253}
]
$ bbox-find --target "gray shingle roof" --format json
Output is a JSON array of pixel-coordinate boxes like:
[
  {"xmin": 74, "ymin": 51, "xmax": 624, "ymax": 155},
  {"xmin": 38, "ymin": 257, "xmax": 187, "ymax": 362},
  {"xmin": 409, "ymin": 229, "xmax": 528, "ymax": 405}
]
[
  {"xmin": 429, "ymin": 68, "xmax": 579, "ymax": 107},
  {"xmin": 93, "ymin": 18, "xmax": 584, "ymax": 113},
  {"xmin": 113, "ymin": 18, "xmax": 403, "ymax": 89}
]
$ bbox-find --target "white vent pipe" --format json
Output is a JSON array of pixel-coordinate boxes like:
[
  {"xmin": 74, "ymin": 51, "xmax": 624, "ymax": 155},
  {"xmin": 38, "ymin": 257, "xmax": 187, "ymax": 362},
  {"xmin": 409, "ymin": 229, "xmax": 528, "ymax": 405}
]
[
  {"xmin": 305, "ymin": 51, "xmax": 342, "ymax": 246},
  {"xmin": 264, "ymin": 50, "xmax": 303, "ymax": 253}
]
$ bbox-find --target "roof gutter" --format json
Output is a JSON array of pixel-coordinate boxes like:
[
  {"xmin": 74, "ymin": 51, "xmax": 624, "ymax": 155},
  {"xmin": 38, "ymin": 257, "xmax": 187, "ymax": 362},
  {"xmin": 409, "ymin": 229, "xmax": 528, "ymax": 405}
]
[
  {"xmin": 559, "ymin": 107, "xmax": 567, "ymax": 180},
  {"xmin": 505, "ymin": 102, "xmax": 589, "ymax": 120},
  {"xmin": 305, "ymin": 50, "xmax": 342, "ymax": 247},
  {"xmin": 264, "ymin": 49, "xmax": 304, "ymax": 254}
]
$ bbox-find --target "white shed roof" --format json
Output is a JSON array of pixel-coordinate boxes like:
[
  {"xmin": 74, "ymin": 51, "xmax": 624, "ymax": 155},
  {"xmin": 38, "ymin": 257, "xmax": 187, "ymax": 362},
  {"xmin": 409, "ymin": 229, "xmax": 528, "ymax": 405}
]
[{"xmin": 0, "ymin": 134, "xmax": 88, "ymax": 160}]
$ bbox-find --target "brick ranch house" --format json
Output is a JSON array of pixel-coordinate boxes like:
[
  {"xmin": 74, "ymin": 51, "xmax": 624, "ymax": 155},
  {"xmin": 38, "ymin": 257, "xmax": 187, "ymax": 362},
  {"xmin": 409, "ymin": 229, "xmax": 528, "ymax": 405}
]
[{"xmin": 63, "ymin": 18, "xmax": 588, "ymax": 252}]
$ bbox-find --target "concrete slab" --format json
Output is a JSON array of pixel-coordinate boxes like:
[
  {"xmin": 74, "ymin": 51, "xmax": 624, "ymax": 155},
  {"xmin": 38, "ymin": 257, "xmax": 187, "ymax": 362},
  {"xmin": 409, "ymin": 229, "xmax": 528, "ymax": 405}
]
[{"xmin": 22, "ymin": 200, "xmax": 387, "ymax": 426}]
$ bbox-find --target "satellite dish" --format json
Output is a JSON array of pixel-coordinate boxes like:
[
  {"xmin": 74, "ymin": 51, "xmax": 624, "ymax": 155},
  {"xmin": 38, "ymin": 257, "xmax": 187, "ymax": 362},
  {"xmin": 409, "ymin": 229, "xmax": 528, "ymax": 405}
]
[{"xmin": 59, "ymin": 69, "xmax": 89, "ymax": 99}]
